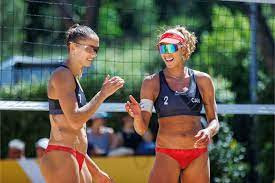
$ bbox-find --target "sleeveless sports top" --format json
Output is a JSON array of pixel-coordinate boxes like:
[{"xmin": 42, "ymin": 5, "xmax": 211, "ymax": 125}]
[
  {"xmin": 48, "ymin": 65, "xmax": 87, "ymax": 114},
  {"xmin": 154, "ymin": 68, "xmax": 203, "ymax": 118}
]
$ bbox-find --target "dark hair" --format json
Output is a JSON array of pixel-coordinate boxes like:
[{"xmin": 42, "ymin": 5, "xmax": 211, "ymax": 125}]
[{"xmin": 65, "ymin": 24, "xmax": 98, "ymax": 47}]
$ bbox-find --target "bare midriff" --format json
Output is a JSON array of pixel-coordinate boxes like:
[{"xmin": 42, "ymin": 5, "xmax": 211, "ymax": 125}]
[
  {"xmin": 48, "ymin": 114, "xmax": 88, "ymax": 154},
  {"xmin": 156, "ymin": 115, "xmax": 202, "ymax": 149}
]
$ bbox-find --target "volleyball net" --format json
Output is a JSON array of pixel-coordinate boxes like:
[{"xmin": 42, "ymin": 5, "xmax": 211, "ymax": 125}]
[
  {"xmin": 0, "ymin": 1, "xmax": 274, "ymax": 182},
  {"xmin": 0, "ymin": 101, "xmax": 274, "ymax": 115},
  {"xmin": 0, "ymin": 0, "xmax": 274, "ymax": 115}
]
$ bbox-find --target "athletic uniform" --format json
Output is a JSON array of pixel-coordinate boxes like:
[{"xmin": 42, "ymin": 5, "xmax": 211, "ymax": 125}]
[
  {"xmin": 47, "ymin": 65, "xmax": 87, "ymax": 171},
  {"xmin": 48, "ymin": 65, "xmax": 86, "ymax": 114},
  {"xmin": 154, "ymin": 68, "xmax": 207, "ymax": 169}
]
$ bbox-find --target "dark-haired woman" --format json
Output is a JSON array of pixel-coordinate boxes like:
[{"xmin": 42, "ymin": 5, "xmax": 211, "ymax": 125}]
[
  {"xmin": 125, "ymin": 26, "xmax": 219, "ymax": 183},
  {"xmin": 40, "ymin": 24, "xmax": 123, "ymax": 183}
]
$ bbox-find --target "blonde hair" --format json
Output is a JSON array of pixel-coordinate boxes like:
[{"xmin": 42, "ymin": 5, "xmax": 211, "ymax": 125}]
[{"xmin": 158, "ymin": 25, "xmax": 197, "ymax": 60}]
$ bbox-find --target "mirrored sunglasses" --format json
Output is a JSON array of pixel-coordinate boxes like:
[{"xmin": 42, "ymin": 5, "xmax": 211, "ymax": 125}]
[{"xmin": 158, "ymin": 44, "xmax": 180, "ymax": 54}]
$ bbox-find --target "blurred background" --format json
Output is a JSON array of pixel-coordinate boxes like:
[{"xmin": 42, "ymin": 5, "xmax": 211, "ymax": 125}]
[{"xmin": 0, "ymin": 0, "xmax": 274, "ymax": 183}]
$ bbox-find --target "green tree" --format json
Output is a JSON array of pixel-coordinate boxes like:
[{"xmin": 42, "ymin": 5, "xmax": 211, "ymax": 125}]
[
  {"xmin": 0, "ymin": 0, "xmax": 25, "ymax": 61},
  {"xmin": 210, "ymin": 121, "xmax": 249, "ymax": 183}
]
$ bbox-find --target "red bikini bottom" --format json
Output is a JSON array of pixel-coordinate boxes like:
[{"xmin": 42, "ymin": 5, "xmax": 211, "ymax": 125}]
[
  {"xmin": 45, "ymin": 145, "xmax": 85, "ymax": 171},
  {"xmin": 155, "ymin": 147, "xmax": 207, "ymax": 169}
]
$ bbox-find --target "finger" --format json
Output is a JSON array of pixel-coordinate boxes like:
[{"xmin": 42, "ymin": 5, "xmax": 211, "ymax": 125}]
[
  {"xmin": 195, "ymin": 144, "xmax": 207, "ymax": 149},
  {"xmin": 196, "ymin": 134, "xmax": 207, "ymax": 143},
  {"xmin": 197, "ymin": 138, "xmax": 209, "ymax": 146},
  {"xmin": 125, "ymin": 103, "xmax": 132, "ymax": 112},
  {"xmin": 104, "ymin": 75, "xmax": 110, "ymax": 84},
  {"xmin": 114, "ymin": 83, "xmax": 124, "ymax": 90},
  {"xmin": 115, "ymin": 81, "xmax": 125, "ymax": 87},
  {"xmin": 125, "ymin": 102, "xmax": 130, "ymax": 108},
  {"xmin": 194, "ymin": 130, "xmax": 203, "ymax": 138},
  {"xmin": 109, "ymin": 83, "xmax": 124, "ymax": 93},
  {"xmin": 109, "ymin": 77, "xmax": 124, "ymax": 83},
  {"xmin": 198, "ymin": 138, "xmax": 209, "ymax": 145},
  {"xmin": 109, "ymin": 76, "xmax": 118, "ymax": 81},
  {"xmin": 125, "ymin": 104, "xmax": 129, "ymax": 112},
  {"xmin": 129, "ymin": 95, "xmax": 139, "ymax": 105},
  {"xmin": 111, "ymin": 79, "xmax": 125, "ymax": 85},
  {"xmin": 128, "ymin": 109, "xmax": 134, "ymax": 117},
  {"xmin": 194, "ymin": 140, "xmax": 204, "ymax": 148},
  {"xmin": 129, "ymin": 108, "xmax": 133, "ymax": 113},
  {"xmin": 109, "ymin": 78, "xmax": 124, "ymax": 86},
  {"xmin": 120, "ymin": 79, "xmax": 125, "ymax": 85},
  {"xmin": 196, "ymin": 140, "xmax": 208, "ymax": 148},
  {"xmin": 202, "ymin": 135, "xmax": 209, "ymax": 142},
  {"xmin": 127, "ymin": 101, "xmax": 134, "ymax": 109},
  {"xmin": 194, "ymin": 141, "xmax": 207, "ymax": 148},
  {"xmin": 113, "ymin": 76, "xmax": 124, "ymax": 82},
  {"xmin": 111, "ymin": 76, "xmax": 121, "ymax": 80},
  {"xmin": 196, "ymin": 139, "xmax": 205, "ymax": 145}
]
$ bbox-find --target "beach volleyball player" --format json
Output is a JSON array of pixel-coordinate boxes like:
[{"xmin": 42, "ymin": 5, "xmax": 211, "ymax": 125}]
[
  {"xmin": 125, "ymin": 26, "xmax": 219, "ymax": 183},
  {"xmin": 40, "ymin": 24, "xmax": 124, "ymax": 183}
]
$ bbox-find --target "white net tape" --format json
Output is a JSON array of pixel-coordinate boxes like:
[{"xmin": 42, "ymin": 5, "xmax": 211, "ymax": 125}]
[
  {"xmin": 221, "ymin": 0, "xmax": 275, "ymax": 4},
  {"xmin": 0, "ymin": 101, "xmax": 274, "ymax": 115}
]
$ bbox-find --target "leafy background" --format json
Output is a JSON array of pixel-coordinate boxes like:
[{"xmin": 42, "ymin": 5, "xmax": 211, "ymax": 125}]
[{"xmin": 0, "ymin": 0, "xmax": 274, "ymax": 182}]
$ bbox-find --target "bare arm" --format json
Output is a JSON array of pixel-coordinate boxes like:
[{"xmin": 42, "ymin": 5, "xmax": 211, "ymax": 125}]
[
  {"xmin": 85, "ymin": 154, "xmax": 101, "ymax": 175},
  {"xmin": 194, "ymin": 72, "xmax": 219, "ymax": 148},
  {"xmin": 52, "ymin": 70, "xmax": 124, "ymax": 129},
  {"xmin": 198, "ymin": 73, "xmax": 219, "ymax": 137},
  {"xmin": 85, "ymin": 154, "xmax": 113, "ymax": 183},
  {"xmin": 125, "ymin": 75, "xmax": 158, "ymax": 135}
]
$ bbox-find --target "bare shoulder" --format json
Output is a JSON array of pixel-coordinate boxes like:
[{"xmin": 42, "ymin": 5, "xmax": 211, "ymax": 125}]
[
  {"xmin": 142, "ymin": 73, "xmax": 160, "ymax": 92},
  {"xmin": 48, "ymin": 67, "xmax": 76, "ymax": 98},
  {"xmin": 143, "ymin": 73, "xmax": 159, "ymax": 85},
  {"xmin": 193, "ymin": 70, "xmax": 212, "ymax": 80},
  {"xmin": 193, "ymin": 70, "xmax": 213, "ymax": 86},
  {"xmin": 50, "ymin": 67, "xmax": 75, "ymax": 87},
  {"xmin": 141, "ymin": 73, "xmax": 160, "ymax": 100}
]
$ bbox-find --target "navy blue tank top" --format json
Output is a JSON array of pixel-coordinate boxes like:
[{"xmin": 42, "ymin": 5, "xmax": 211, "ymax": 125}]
[
  {"xmin": 48, "ymin": 65, "xmax": 87, "ymax": 114},
  {"xmin": 154, "ymin": 68, "xmax": 203, "ymax": 118}
]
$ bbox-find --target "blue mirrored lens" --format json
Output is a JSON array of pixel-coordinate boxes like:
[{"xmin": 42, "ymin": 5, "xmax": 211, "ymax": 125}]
[{"xmin": 159, "ymin": 44, "xmax": 178, "ymax": 54}]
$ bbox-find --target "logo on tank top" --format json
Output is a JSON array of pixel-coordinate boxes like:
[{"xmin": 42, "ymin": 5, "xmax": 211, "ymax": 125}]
[
  {"xmin": 191, "ymin": 97, "xmax": 200, "ymax": 103},
  {"xmin": 78, "ymin": 94, "xmax": 82, "ymax": 102}
]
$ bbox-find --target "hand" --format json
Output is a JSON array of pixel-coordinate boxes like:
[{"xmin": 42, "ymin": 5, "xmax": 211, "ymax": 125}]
[
  {"xmin": 194, "ymin": 129, "xmax": 212, "ymax": 148},
  {"xmin": 125, "ymin": 95, "xmax": 142, "ymax": 118},
  {"xmin": 93, "ymin": 170, "xmax": 114, "ymax": 183},
  {"xmin": 100, "ymin": 75, "xmax": 124, "ymax": 98}
]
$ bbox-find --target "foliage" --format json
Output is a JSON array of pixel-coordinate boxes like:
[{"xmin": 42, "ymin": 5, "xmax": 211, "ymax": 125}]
[
  {"xmin": 210, "ymin": 121, "xmax": 249, "ymax": 183},
  {"xmin": 98, "ymin": 3, "xmax": 123, "ymax": 39},
  {"xmin": 0, "ymin": 82, "xmax": 47, "ymax": 100},
  {"xmin": 0, "ymin": 0, "xmax": 25, "ymax": 61},
  {"xmin": 0, "ymin": 110, "xmax": 50, "ymax": 158},
  {"xmin": 0, "ymin": 0, "xmax": 274, "ymax": 182},
  {"xmin": 253, "ymin": 115, "xmax": 274, "ymax": 183},
  {"xmin": 193, "ymin": 5, "xmax": 251, "ymax": 102}
]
